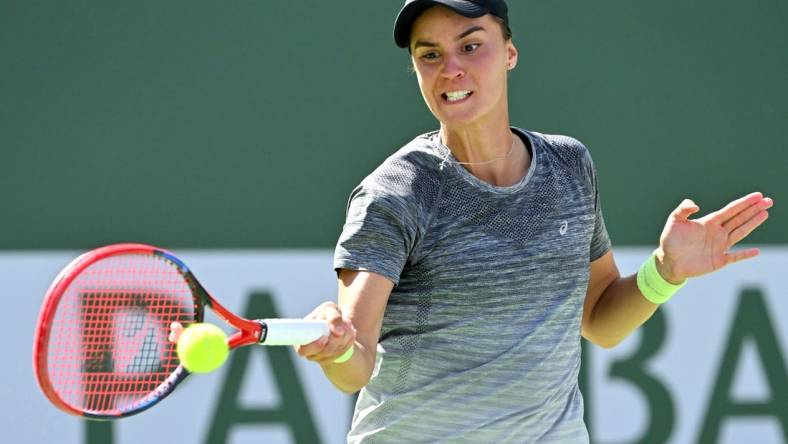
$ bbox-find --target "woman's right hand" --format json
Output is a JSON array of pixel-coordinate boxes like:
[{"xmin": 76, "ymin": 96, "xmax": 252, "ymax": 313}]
[{"xmin": 295, "ymin": 301, "xmax": 356, "ymax": 365}]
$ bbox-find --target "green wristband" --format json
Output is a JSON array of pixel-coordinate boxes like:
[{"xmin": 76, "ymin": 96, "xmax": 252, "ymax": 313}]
[
  {"xmin": 332, "ymin": 345, "xmax": 354, "ymax": 364},
  {"xmin": 636, "ymin": 252, "xmax": 687, "ymax": 304}
]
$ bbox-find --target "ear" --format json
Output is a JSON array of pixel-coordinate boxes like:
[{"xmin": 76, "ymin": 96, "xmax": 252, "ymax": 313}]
[{"xmin": 506, "ymin": 41, "xmax": 518, "ymax": 70}]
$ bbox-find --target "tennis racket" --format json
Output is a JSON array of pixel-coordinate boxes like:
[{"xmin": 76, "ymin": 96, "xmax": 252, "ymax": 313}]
[{"xmin": 32, "ymin": 243, "xmax": 329, "ymax": 420}]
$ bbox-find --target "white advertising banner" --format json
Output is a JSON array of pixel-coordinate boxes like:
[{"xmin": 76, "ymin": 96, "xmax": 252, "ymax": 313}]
[{"xmin": 4, "ymin": 248, "xmax": 786, "ymax": 444}]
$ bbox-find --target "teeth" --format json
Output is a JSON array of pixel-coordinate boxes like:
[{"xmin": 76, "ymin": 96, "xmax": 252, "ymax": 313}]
[{"xmin": 445, "ymin": 90, "xmax": 471, "ymax": 102}]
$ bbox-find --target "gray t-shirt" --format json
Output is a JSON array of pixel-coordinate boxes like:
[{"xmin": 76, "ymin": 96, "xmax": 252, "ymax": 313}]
[{"xmin": 334, "ymin": 128, "xmax": 611, "ymax": 443}]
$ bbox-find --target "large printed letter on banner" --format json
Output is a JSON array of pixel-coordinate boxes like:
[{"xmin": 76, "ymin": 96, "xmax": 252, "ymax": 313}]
[
  {"xmin": 607, "ymin": 308, "xmax": 675, "ymax": 444},
  {"xmin": 698, "ymin": 288, "xmax": 788, "ymax": 443},
  {"xmin": 205, "ymin": 291, "xmax": 322, "ymax": 444}
]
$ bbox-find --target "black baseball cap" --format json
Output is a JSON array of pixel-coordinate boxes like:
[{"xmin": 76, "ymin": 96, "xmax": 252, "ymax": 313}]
[{"xmin": 394, "ymin": 0, "xmax": 510, "ymax": 48}]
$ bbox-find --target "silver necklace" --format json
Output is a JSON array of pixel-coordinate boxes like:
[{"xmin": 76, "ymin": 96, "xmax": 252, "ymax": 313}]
[{"xmin": 438, "ymin": 135, "xmax": 517, "ymax": 167}]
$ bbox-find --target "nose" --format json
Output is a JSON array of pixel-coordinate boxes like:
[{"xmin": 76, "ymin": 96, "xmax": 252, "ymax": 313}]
[{"xmin": 440, "ymin": 55, "xmax": 465, "ymax": 80}]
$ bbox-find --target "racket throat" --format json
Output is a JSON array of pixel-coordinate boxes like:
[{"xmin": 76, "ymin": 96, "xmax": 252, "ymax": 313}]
[{"xmin": 227, "ymin": 321, "xmax": 264, "ymax": 349}]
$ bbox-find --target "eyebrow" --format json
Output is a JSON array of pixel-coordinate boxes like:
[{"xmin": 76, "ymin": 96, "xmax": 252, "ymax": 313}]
[{"xmin": 412, "ymin": 25, "xmax": 487, "ymax": 51}]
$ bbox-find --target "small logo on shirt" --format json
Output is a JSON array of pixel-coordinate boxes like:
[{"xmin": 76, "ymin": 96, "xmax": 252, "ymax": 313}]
[{"xmin": 559, "ymin": 221, "xmax": 569, "ymax": 235}]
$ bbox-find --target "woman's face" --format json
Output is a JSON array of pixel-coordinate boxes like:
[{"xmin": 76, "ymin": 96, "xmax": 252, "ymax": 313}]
[{"xmin": 409, "ymin": 6, "xmax": 517, "ymax": 130}]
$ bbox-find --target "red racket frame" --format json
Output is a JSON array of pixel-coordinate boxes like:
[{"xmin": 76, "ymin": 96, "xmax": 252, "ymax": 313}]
[{"xmin": 33, "ymin": 243, "xmax": 270, "ymax": 419}]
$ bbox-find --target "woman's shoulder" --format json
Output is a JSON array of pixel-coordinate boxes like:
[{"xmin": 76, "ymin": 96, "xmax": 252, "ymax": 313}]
[
  {"xmin": 359, "ymin": 131, "xmax": 445, "ymax": 198},
  {"xmin": 525, "ymin": 129, "xmax": 591, "ymax": 161},
  {"xmin": 519, "ymin": 128, "xmax": 598, "ymax": 180}
]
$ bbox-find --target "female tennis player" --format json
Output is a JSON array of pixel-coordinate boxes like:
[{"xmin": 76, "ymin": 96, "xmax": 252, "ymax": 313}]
[{"xmin": 297, "ymin": 1, "xmax": 774, "ymax": 442}]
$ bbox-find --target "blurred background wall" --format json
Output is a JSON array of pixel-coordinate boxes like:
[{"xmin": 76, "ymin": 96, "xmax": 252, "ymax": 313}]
[{"xmin": 2, "ymin": 0, "xmax": 785, "ymax": 249}]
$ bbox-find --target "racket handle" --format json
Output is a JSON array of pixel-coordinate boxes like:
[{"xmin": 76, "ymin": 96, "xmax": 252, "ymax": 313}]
[{"xmin": 259, "ymin": 319, "xmax": 329, "ymax": 346}]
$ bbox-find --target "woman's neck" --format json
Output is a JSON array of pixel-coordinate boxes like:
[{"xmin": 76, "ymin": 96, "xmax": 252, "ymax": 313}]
[{"xmin": 439, "ymin": 122, "xmax": 531, "ymax": 187}]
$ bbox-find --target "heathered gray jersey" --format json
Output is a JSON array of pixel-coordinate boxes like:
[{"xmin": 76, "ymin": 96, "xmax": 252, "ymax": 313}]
[{"xmin": 334, "ymin": 128, "xmax": 611, "ymax": 443}]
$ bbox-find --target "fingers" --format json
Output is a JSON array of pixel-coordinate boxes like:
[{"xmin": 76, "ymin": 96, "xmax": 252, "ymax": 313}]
[
  {"xmin": 724, "ymin": 247, "xmax": 760, "ymax": 266},
  {"xmin": 671, "ymin": 199, "xmax": 701, "ymax": 221},
  {"xmin": 722, "ymin": 194, "xmax": 772, "ymax": 227},
  {"xmin": 711, "ymin": 192, "xmax": 765, "ymax": 223},
  {"xmin": 295, "ymin": 302, "xmax": 356, "ymax": 363},
  {"xmin": 297, "ymin": 326, "xmax": 356, "ymax": 363},
  {"xmin": 727, "ymin": 206, "xmax": 770, "ymax": 246},
  {"xmin": 326, "ymin": 307, "xmax": 350, "ymax": 337},
  {"xmin": 168, "ymin": 322, "xmax": 184, "ymax": 343},
  {"xmin": 295, "ymin": 335, "xmax": 331, "ymax": 358}
]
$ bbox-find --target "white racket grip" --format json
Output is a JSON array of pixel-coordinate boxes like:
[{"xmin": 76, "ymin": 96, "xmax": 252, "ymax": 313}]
[{"xmin": 259, "ymin": 319, "xmax": 330, "ymax": 346}]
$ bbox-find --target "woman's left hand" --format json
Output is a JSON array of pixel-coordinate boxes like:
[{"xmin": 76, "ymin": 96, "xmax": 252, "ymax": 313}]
[{"xmin": 654, "ymin": 192, "xmax": 773, "ymax": 283}]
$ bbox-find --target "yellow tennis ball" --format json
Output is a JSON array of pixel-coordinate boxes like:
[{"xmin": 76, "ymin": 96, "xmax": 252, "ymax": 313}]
[{"xmin": 176, "ymin": 323, "xmax": 229, "ymax": 373}]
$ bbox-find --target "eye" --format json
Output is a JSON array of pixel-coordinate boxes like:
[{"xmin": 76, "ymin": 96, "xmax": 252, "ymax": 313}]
[
  {"xmin": 421, "ymin": 51, "xmax": 440, "ymax": 61},
  {"xmin": 463, "ymin": 43, "xmax": 481, "ymax": 53}
]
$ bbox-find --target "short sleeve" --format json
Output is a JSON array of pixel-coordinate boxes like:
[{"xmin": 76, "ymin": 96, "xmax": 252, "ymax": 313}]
[
  {"xmin": 584, "ymin": 151, "xmax": 612, "ymax": 261},
  {"xmin": 333, "ymin": 185, "xmax": 419, "ymax": 286}
]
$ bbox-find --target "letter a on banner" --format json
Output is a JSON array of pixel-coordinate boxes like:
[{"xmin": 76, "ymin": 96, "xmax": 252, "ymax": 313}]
[
  {"xmin": 698, "ymin": 288, "xmax": 788, "ymax": 443},
  {"xmin": 205, "ymin": 291, "xmax": 322, "ymax": 444}
]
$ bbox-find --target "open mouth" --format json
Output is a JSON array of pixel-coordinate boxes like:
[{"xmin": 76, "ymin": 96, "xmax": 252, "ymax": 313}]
[{"xmin": 441, "ymin": 90, "xmax": 473, "ymax": 103}]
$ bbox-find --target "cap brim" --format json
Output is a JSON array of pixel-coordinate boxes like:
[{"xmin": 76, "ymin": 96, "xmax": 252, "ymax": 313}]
[{"xmin": 394, "ymin": 0, "xmax": 489, "ymax": 48}]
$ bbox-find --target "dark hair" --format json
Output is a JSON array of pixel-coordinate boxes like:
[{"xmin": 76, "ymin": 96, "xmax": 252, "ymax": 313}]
[{"xmin": 493, "ymin": 16, "xmax": 513, "ymax": 41}]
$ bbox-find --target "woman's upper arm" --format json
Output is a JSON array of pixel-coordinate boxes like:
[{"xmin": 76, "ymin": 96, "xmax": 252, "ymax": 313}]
[
  {"xmin": 582, "ymin": 250, "xmax": 620, "ymax": 338},
  {"xmin": 337, "ymin": 269, "xmax": 394, "ymax": 353}
]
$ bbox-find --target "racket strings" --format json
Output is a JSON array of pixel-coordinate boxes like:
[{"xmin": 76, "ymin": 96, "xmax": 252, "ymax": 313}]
[{"xmin": 47, "ymin": 253, "xmax": 198, "ymax": 414}]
